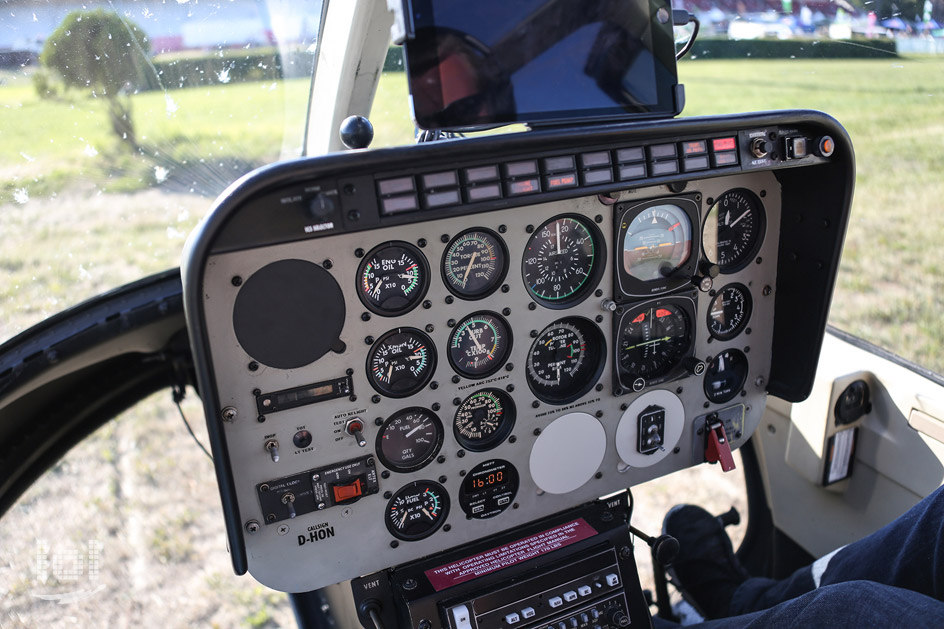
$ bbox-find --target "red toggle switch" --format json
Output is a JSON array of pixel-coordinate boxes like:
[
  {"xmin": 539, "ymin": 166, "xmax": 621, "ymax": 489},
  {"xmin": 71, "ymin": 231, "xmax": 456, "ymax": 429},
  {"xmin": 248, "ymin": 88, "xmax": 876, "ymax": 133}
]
[{"xmin": 705, "ymin": 419, "xmax": 737, "ymax": 472}]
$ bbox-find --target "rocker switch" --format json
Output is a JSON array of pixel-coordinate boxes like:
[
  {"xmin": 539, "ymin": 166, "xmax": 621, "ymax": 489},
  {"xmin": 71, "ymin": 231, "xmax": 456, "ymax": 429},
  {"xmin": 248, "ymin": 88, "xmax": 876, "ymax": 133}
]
[{"xmin": 705, "ymin": 417, "xmax": 736, "ymax": 472}]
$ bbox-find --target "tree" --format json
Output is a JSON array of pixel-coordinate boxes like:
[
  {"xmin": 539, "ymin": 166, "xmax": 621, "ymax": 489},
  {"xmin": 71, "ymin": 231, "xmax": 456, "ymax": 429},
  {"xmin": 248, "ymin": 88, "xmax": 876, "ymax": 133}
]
[{"xmin": 39, "ymin": 9, "xmax": 150, "ymax": 148}]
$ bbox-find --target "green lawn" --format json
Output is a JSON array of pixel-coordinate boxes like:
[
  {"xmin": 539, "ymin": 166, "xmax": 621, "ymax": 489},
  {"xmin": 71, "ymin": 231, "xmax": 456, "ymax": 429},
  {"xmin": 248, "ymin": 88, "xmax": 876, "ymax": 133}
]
[{"xmin": 2, "ymin": 58, "xmax": 943, "ymax": 372}]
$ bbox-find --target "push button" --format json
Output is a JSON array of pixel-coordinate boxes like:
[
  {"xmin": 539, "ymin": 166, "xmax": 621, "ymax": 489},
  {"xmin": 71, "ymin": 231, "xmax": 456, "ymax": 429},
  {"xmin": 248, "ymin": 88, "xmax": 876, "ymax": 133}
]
[
  {"xmin": 504, "ymin": 612, "xmax": 520, "ymax": 625},
  {"xmin": 521, "ymin": 607, "xmax": 536, "ymax": 619},
  {"xmin": 563, "ymin": 590, "xmax": 577, "ymax": 602},
  {"xmin": 549, "ymin": 596, "xmax": 564, "ymax": 608},
  {"xmin": 605, "ymin": 573, "xmax": 620, "ymax": 586},
  {"xmin": 578, "ymin": 585, "xmax": 592, "ymax": 597}
]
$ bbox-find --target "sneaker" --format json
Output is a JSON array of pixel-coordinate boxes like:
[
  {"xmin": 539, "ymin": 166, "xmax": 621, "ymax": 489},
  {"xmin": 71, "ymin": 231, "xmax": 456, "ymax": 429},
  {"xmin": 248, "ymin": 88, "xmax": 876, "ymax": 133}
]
[{"xmin": 662, "ymin": 504, "xmax": 750, "ymax": 619}]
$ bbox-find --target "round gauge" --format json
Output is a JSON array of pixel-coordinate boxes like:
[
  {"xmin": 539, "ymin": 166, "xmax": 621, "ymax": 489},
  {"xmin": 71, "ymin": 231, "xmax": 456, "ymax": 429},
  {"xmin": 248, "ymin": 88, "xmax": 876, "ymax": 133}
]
[
  {"xmin": 703, "ymin": 189, "xmax": 766, "ymax": 272},
  {"xmin": 708, "ymin": 284, "xmax": 752, "ymax": 340},
  {"xmin": 522, "ymin": 215, "xmax": 604, "ymax": 308},
  {"xmin": 447, "ymin": 311, "xmax": 512, "ymax": 379},
  {"xmin": 458, "ymin": 459, "xmax": 519, "ymax": 520},
  {"xmin": 704, "ymin": 349, "xmax": 749, "ymax": 404},
  {"xmin": 622, "ymin": 204, "xmax": 693, "ymax": 282},
  {"xmin": 385, "ymin": 480, "xmax": 450, "ymax": 541},
  {"xmin": 442, "ymin": 228, "xmax": 508, "ymax": 299},
  {"xmin": 357, "ymin": 242, "xmax": 429, "ymax": 316},
  {"xmin": 454, "ymin": 389, "xmax": 516, "ymax": 452},
  {"xmin": 618, "ymin": 302, "xmax": 693, "ymax": 385},
  {"xmin": 376, "ymin": 407, "xmax": 443, "ymax": 472},
  {"xmin": 526, "ymin": 317, "xmax": 605, "ymax": 405},
  {"xmin": 367, "ymin": 328, "xmax": 436, "ymax": 398}
]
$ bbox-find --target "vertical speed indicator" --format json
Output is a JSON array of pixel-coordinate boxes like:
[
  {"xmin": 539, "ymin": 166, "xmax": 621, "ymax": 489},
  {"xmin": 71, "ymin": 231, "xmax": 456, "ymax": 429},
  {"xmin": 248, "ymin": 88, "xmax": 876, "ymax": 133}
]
[{"xmin": 522, "ymin": 215, "xmax": 604, "ymax": 308}]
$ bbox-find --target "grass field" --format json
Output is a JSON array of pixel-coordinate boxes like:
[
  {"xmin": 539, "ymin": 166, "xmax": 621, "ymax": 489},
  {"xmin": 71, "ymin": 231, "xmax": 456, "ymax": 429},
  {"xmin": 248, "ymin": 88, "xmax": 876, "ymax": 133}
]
[{"xmin": 0, "ymin": 56, "xmax": 942, "ymax": 626}]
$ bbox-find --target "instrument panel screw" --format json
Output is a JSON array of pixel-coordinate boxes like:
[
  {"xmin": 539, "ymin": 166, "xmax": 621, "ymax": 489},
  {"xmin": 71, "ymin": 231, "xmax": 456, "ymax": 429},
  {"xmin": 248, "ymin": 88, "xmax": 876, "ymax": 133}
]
[
  {"xmin": 345, "ymin": 368, "xmax": 354, "ymax": 376},
  {"xmin": 317, "ymin": 503, "xmax": 326, "ymax": 510},
  {"xmin": 595, "ymin": 289, "xmax": 604, "ymax": 297},
  {"xmin": 403, "ymin": 579, "xmax": 418, "ymax": 591},
  {"xmin": 425, "ymin": 323, "xmax": 434, "ymax": 332},
  {"xmin": 443, "ymin": 525, "xmax": 451, "ymax": 532},
  {"xmin": 757, "ymin": 257, "xmax": 764, "ymax": 265},
  {"xmin": 418, "ymin": 620, "xmax": 431, "ymax": 629},
  {"xmin": 257, "ymin": 416, "xmax": 266, "ymax": 423},
  {"xmin": 768, "ymin": 424, "xmax": 776, "ymax": 434},
  {"xmin": 501, "ymin": 284, "xmax": 510, "ymax": 293},
  {"xmin": 267, "ymin": 514, "xmax": 276, "ymax": 522},
  {"xmin": 430, "ymin": 381, "xmax": 439, "ymax": 390},
  {"xmin": 423, "ymin": 301, "xmax": 432, "ymax": 310},
  {"xmin": 755, "ymin": 376, "xmax": 766, "ymax": 388},
  {"xmin": 221, "ymin": 406, "xmax": 237, "ymax": 422},
  {"xmin": 509, "ymin": 436, "xmax": 517, "ymax": 444},
  {"xmin": 762, "ymin": 285, "xmax": 772, "ymax": 296},
  {"xmin": 361, "ymin": 312, "xmax": 371, "ymax": 321},
  {"xmin": 277, "ymin": 525, "xmax": 289, "ymax": 536},
  {"xmin": 372, "ymin": 395, "xmax": 381, "ymax": 404},
  {"xmin": 619, "ymin": 545, "xmax": 633, "ymax": 559},
  {"xmin": 505, "ymin": 363, "xmax": 514, "ymax": 372},
  {"xmin": 595, "ymin": 410, "xmax": 604, "ymax": 418},
  {"xmin": 707, "ymin": 197, "xmax": 714, "ymax": 206},
  {"xmin": 596, "ymin": 315, "xmax": 604, "ymax": 323},
  {"xmin": 365, "ymin": 336, "xmax": 374, "ymax": 344},
  {"xmin": 595, "ymin": 471, "xmax": 603, "ymax": 479},
  {"xmin": 676, "ymin": 387, "xmax": 683, "ymax": 394},
  {"xmin": 441, "ymin": 234, "xmax": 449, "ymax": 243},
  {"xmin": 534, "ymin": 428, "xmax": 542, "ymax": 436},
  {"xmin": 760, "ymin": 189, "xmax": 767, "ymax": 197},
  {"xmin": 447, "ymin": 319, "xmax": 456, "ymax": 328},
  {"xmin": 620, "ymin": 403, "xmax": 628, "ymax": 411},
  {"xmin": 390, "ymin": 540, "xmax": 399, "ymax": 548},
  {"xmin": 528, "ymin": 303, "xmax": 537, "ymax": 311},
  {"xmin": 437, "ymin": 455, "xmax": 446, "ymax": 464},
  {"xmin": 530, "ymin": 329, "xmax": 539, "ymax": 338},
  {"xmin": 453, "ymin": 397, "xmax": 461, "ymax": 406},
  {"xmin": 498, "ymin": 224, "xmax": 507, "ymax": 233},
  {"xmin": 502, "ymin": 307, "xmax": 511, "ymax": 316},
  {"xmin": 451, "ymin": 375, "xmax": 460, "ymax": 384},
  {"xmin": 532, "ymin": 401, "xmax": 540, "ymax": 409},
  {"xmin": 432, "ymin": 402, "xmax": 441, "ymax": 411},
  {"xmin": 506, "ymin": 384, "xmax": 515, "ymax": 392},
  {"xmin": 375, "ymin": 417, "xmax": 383, "ymax": 426},
  {"xmin": 366, "ymin": 457, "xmax": 375, "ymax": 467},
  {"xmin": 417, "ymin": 238, "xmax": 427, "ymax": 248},
  {"xmin": 673, "ymin": 447, "xmax": 681, "ymax": 454},
  {"xmin": 457, "ymin": 450, "xmax": 466, "ymax": 458},
  {"xmin": 355, "ymin": 248, "xmax": 365, "ymax": 258},
  {"xmin": 445, "ymin": 296, "xmax": 454, "ymax": 304},
  {"xmin": 704, "ymin": 402, "xmax": 711, "ymax": 408},
  {"xmin": 322, "ymin": 259, "xmax": 333, "ymax": 270},
  {"xmin": 248, "ymin": 361, "xmax": 259, "ymax": 372},
  {"xmin": 438, "ymin": 475, "xmax": 447, "ymax": 483},
  {"xmin": 384, "ymin": 491, "xmax": 392, "ymax": 499},
  {"xmin": 381, "ymin": 471, "xmax": 390, "ymax": 479},
  {"xmin": 253, "ymin": 388, "xmax": 261, "ymax": 395},
  {"xmin": 595, "ymin": 214, "xmax": 603, "ymax": 224},
  {"xmin": 596, "ymin": 383, "xmax": 604, "ymax": 392},
  {"xmin": 746, "ymin": 327, "xmax": 752, "ymax": 335},
  {"xmin": 231, "ymin": 276, "xmax": 242, "ymax": 286},
  {"xmin": 526, "ymin": 224, "xmax": 534, "ymax": 233},
  {"xmin": 312, "ymin": 474, "xmax": 320, "ymax": 482},
  {"xmin": 350, "ymin": 394, "xmax": 357, "ymax": 402},
  {"xmin": 245, "ymin": 520, "xmax": 260, "ymax": 534}
]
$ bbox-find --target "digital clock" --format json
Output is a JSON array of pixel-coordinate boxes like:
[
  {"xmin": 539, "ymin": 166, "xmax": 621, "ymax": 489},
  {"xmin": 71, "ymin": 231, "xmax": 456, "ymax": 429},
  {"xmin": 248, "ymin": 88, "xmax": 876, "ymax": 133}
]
[{"xmin": 458, "ymin": 459, "xmax": 519, "ymax": 520}]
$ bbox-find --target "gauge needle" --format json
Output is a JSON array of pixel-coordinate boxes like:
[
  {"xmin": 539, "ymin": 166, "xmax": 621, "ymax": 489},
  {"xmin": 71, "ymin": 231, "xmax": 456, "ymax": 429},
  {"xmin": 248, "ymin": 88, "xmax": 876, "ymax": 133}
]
[
  {"xmin": 468, "ymin": 329, "xmax": 484, "ymax": 351},
  {"xmin": 371, "ymin": 280, "xmax": 382, "ymax": 296},
  {"xmin": 461, "ymin": 252, "xmax": 478, "ymax": 286},
  {"xmin": 422, "ymin": 508, "xmax": 434, "ymax": 520},
  {"xmin": 406, "ymin": 422, "xmax": 429, "ymax": 437},
  {"xmin": 406, "ymin": 353, "xmax": 422, "ymax": 361},
  {"xmin": 729, "ymin": 209, "xmax": 750, "ymax": 228},
  {"xmin": 556, "ymin": 365, "xmax": 561, "ymax": 383},
  {"xmin": 386, "ymin": 364, "xmax": 393, "ymax": 381},
  {"xmin": 399, "ymin": 510, "xmax": 408, "ymax": 527},
  {"xmin": 623, "ymin": 336, "xmax": 671, "ymax": 351},
  {"xmin": 556, "ymin": 222, "xmax": 562, "ymax": 254}
]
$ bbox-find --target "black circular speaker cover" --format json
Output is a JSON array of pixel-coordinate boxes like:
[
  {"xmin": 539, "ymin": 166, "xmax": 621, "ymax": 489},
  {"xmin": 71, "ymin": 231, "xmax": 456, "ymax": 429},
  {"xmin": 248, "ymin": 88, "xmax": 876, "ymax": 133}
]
[{"xmin": 233, "ymin": 259, "xmax": 345, "ymax": 369}]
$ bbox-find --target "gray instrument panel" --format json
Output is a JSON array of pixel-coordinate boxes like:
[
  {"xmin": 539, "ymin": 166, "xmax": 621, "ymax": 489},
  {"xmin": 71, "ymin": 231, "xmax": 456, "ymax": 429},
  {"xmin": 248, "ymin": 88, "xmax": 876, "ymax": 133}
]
[{"xmin": 199, "ymin": 170, "xmax": 780, "ymax": 593}]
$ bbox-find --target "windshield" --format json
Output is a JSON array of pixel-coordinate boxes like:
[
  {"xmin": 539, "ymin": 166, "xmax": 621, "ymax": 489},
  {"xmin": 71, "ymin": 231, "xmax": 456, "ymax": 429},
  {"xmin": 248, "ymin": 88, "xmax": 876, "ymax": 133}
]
[{"xmin": 0, "ymin": 0, "xmax": 324, "ymax": 344}]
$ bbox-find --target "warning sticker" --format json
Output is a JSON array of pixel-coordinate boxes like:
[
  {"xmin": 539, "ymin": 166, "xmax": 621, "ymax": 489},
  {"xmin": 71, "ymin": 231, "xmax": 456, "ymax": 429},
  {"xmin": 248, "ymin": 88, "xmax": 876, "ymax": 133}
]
[{"xmin": 424, "ymin": 518, "xmax": 598, "ymax": 591}]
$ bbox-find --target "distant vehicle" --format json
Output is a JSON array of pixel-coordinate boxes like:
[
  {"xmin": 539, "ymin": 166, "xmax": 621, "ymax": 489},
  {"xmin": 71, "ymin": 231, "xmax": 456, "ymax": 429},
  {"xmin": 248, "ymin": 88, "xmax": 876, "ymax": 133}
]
[{"xmin": 727, "ymin": 13, "xmax": 794, "ymax": 40}]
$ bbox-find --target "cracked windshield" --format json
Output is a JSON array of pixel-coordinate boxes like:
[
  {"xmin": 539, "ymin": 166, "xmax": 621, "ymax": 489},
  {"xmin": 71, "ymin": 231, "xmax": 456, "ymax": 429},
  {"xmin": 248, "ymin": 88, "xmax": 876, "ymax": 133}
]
[{"xmin": 1, "ymin": 0, "xmax": 943, "ymax": 626}]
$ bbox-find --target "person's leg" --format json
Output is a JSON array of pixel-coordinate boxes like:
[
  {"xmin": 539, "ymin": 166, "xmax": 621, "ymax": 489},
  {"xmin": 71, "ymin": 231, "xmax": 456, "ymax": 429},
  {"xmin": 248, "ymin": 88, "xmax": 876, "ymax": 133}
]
[
  {"xmin": 731, "ymin": 483, "xmax": 944, "ymax": 614},
  {"xmin": 651, "ymin": 581, "xmax": 944, "ymax": 629}
]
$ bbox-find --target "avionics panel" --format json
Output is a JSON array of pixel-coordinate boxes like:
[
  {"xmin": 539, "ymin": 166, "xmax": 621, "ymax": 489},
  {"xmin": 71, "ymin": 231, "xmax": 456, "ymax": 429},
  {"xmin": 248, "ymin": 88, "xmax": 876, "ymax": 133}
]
[{"xmin": 183, "ymin": 112, "xmax": 854, "ymax": 593}]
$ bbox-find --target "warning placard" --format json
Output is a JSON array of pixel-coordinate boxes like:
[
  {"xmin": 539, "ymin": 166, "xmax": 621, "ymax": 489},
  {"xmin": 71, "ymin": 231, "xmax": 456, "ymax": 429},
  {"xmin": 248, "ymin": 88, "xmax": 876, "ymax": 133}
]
[{"xmin": 424, "ymin": 518, "xmax": 598, "ymax": 591}]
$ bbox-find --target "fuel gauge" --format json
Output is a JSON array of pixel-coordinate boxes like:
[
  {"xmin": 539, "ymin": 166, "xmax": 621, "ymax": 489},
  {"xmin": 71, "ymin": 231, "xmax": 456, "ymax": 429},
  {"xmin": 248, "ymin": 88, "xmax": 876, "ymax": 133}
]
[{"xmin": 385, "ymin": 480, "xmax": 450, "ymax": 541}]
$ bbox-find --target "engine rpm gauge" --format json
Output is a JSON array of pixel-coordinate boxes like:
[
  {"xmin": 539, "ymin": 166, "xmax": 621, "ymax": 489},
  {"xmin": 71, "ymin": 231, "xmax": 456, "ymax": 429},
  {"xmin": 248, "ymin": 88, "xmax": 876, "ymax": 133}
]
[
  {"xmin": 707, "ymin": 284, "xmax": 752, "ymax": 340},
  {"xmin": 703, "ymin": 189, "xmax": 766, "ymax": 272},
  {"xmin": 442, "ymin": 228, "xmax": 508, "ymax": 299},
  {"xmin": 454, "ymin": 389, "xmax": 516, "ymax": 452},
  {"xmin": 522, "ymin": 215, "xmax": 604, "ymax": 308},
  {"xmin": 526, "ymin": 317, "xmax": 605, "ymax": 405},
  {"xmin": 617, "ymin": 300, "xmax": 693, "ymax": 387},
  {"xmin": 704, "ymin": 349, "xmax": 749, "ymax": 404},
  {"xmin": 367, "ymin": 328, "xmax": 436, "ymax": 398},
  {"xmin": 357, "ymin": 241, "xmax": 429, "ymax": 316},
  {"xmin": 447, "ymin": 312, "xmax": 512, "ymax": 378},
  {"xmin": 385, "ymin": 480, "xmax": 450, "ymax": 541},
  {"xmin": 376, "ymin": 407, "xmax": 443, "ymax": 472}
]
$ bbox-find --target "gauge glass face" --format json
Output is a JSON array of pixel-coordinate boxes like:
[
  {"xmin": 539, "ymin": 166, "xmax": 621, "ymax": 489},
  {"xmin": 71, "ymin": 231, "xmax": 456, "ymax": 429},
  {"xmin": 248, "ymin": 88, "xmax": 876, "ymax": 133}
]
[
  {"xmin": 704, "ymin": 349, "xmax": 749, "ymax": 404},
  {"xmin": 357, "ymin": 242, "xmax": 428, "ymax": 315},
  {"xmin": 522, "ymin": 216, "xmax": 600, "ymax": 306},
  {"xmin": 376, "ymin": 407, "xmax": 443, "ymax": 472},
  {"xmin": 447, "ymin": 312, "xmax": 512, "ymax": 378},
  {"xmin": 708, "ymin": 284, "xmax": 752, "ymax": 340},
  {"xmin": 703, "ymin": 189, "xmax": 765, "ymax": 271},
  {"xmin": 442, "ymin": 229, "xmax": 507, "ymax": 299},
  {"xmin": 454, "ymin": 389, "xmax": 516, "ymax": 452},
  {"xmin": 367, "ymin": 328, "xmax": 436, "ymax": 398},
  {"xmin": 526, "ymin": 317, "xmax": 605, "ymax": 404},
  {"xmin": 618, "ymin": 303, "xmax": 692, "ymax": 383},
  {"xmin": 622, "ymin": 204, "xmax": 693, "ymax": 282},
  {"xmin": 385, "ymin": 480, "xmax": 450, "ymax": 541},
  {"xmin": 458, "ymin": 459, "xmax": 519, "ymax": 520}
]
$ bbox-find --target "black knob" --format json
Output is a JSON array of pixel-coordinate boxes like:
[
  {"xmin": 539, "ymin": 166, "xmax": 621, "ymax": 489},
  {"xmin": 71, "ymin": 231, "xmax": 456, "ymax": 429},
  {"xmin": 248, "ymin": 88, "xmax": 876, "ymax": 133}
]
[
  {"xmin": 339, "ymin": 115, "xmax": 374, "ymax": 150},
  {"xmin": 607, "ymin": 608, "xmax": 630, "ymax": 627},
  {"xmin": 683, "ymin": 357, "xmax": 706, "ymax": 376},
  {"xmin": 653, "ymin": 533, "xmax": 680, "ymax": 566},
  {"xmin": 308, "ymin": 192, "xmax": 336, "ymax": 221},
  {"xmin": 700, "ymin": 261, "xmax": 720, "ymax": 279},
  {"xmin": 717, "ymin": 506, "xmax": 741, "ymax": 528}
]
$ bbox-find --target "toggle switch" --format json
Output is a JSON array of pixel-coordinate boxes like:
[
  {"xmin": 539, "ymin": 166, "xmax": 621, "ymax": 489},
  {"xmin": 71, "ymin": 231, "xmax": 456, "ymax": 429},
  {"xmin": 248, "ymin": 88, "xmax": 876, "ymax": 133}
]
[
  {"xmin": 705, "ymin": 416, "xmax": 736, "ymax": 472},
  {"xmin": 281, "ymin": 492, "xmax": 296, "ymax": 519},
  {"xmin": 265, "ymin": 439, "xmax": 280, "ymax": 462},
  {"xmin": 345, "ymin": 418, "xmax": 367, "ymax": 447}
]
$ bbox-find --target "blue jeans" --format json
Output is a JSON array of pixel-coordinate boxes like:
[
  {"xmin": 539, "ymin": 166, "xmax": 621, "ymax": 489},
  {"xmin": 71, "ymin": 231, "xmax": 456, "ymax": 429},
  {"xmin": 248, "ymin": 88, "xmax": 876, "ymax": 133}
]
[{"xmin": 654, "ymin": 484, "xmax": 944, "ymax": 627}]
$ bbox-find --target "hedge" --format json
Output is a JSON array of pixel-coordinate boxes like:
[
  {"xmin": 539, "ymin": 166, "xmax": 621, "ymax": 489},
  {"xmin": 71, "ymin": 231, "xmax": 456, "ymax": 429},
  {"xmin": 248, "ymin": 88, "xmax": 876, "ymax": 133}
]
[
  {"xmin": 140, "ymin": 47, "xmax": 313, "ymax": 91},
  {"xmin": 683, "ymin": 38, "xmax": 898, "ymax": 60}
]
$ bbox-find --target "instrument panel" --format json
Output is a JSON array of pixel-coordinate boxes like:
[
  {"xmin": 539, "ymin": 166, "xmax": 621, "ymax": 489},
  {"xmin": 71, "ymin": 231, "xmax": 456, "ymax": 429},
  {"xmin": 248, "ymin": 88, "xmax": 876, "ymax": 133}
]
[{"xmin": 183, "ymin": 113, "xmax": 853, "ymax": 593}]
